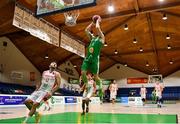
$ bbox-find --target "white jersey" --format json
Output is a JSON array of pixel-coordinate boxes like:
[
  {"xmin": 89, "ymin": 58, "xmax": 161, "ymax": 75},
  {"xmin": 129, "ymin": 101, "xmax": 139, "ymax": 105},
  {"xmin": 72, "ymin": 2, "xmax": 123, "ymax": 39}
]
[
  {"xmin": 110, "ymin": 84, "xmax": 118, "ymax": 94},
  {"xmin": 38, "ymin": 70, "xmax": 56, "ymax": 92},
  {"xmin": 86, "ymin": 79, "xmax": 94, "ymax": 91},
  {"xmin": 140, "ymin": 87, "xmax": 146, "ymax": 98},
  {"xmin": 109, "ymin": 83, "xmax": 118, "ymax": 100},
  {"xmin": 83, "ymin": 79, "xmax": 95, "ymax": 99},
  {"xmin": 155, "ymin": 84, "xmax": 163, "ymax": 97}
]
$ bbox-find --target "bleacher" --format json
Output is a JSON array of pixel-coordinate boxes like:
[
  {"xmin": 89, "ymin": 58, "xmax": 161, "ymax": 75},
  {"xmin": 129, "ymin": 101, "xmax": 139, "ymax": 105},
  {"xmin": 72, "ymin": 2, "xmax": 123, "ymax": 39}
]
[
  {"xmin": 58, "ymin": 88, "xmax": 82, "ymax": 96},
  {"xmin": 117, "ymin": 87, "xmax": 180, "ymax": 100},
  {"xmin": 1, "ymin": 82, "xmax": 179, "ymax": 100},
  {"xmin": 0, "ymin": 82, "xmax": 82, "ymax": 96},
  {"xmin": 0, "ymin": 82, "xmax": 35, "ymax": 95}
]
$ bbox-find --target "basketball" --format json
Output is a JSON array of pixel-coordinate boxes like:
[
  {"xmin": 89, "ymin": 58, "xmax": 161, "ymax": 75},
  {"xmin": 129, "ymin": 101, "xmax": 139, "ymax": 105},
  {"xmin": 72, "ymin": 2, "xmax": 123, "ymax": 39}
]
[{"xmin": 92, "ymin": 15, "xmax": 101, "ymax": 23}]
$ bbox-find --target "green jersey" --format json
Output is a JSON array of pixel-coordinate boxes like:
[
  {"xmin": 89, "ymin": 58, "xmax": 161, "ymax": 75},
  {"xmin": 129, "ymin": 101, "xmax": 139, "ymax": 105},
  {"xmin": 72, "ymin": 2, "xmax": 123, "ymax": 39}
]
[{"xmin": 86, "ymin": 36, "xmax": 103, "ymax": 62}]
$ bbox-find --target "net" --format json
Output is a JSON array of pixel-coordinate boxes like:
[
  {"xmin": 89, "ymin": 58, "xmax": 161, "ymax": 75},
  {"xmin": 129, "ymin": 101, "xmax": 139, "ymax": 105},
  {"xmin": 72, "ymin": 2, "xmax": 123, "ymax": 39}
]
[{"xmin": 64, "ymin": 10, "xmax": 79, "ymax": 26}]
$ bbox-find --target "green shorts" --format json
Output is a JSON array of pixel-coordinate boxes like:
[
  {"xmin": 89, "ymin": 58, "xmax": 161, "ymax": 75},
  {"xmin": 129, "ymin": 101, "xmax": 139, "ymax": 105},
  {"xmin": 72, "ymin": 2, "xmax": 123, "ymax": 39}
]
[{"xmin": 81, "ymin": 59, "xmax": 99, "ymax": 74}]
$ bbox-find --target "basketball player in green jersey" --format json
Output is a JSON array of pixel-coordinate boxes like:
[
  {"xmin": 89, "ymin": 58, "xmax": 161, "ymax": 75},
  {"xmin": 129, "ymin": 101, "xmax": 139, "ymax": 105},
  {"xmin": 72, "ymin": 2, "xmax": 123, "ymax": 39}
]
[{"xmin": 81, "ymin": 16, "xmax": 105, "ymax": 102}]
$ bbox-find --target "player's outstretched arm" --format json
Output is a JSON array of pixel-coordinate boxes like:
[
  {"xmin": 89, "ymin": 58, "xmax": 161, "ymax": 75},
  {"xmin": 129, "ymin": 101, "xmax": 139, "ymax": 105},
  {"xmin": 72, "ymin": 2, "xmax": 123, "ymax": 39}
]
[
  {"xmin": 96, "ymin": 20, "xmax": 105, "ymax": 44},
  {"xmin": 85, "ymin": 22, "xmax": 94, "ymax": 40},
  {"xmin": 51, "ymin": 72, "xmax": 61, "ymax": 94}
]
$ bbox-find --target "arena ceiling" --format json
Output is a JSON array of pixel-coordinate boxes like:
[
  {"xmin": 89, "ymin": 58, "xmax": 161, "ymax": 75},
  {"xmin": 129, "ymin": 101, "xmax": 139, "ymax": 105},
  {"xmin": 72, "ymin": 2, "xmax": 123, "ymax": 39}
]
[{"xmin": 0, "ymin": 0, "xmax": 180, "ymax": 77}]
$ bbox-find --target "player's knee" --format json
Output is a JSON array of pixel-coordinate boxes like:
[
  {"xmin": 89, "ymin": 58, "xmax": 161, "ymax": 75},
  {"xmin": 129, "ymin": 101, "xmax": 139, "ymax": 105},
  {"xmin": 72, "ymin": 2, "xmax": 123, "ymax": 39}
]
[
  {"xmin": 24, "ymin": 99, "xmax": 32, "ymax": 104},
  {"xmin": 33, "ymin": 102, "xmax": 40, "ymax": 107}
]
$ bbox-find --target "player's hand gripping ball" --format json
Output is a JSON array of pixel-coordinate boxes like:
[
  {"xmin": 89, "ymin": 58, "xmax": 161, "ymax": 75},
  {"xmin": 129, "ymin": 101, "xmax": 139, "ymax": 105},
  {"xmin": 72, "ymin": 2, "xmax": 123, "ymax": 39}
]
[{"xmin": 92, "ymin": 15, "xmax": 101, "ymax": 23}]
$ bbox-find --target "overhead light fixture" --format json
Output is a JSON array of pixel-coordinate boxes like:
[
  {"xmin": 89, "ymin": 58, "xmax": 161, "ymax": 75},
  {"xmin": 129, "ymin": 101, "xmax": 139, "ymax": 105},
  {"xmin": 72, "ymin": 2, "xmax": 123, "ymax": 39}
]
[
  {"xmin": 159, "ymin": 0, "xmax": 164, "ymax": 2},
  {"xmin": 166, "ymin": 34, "xmax": 170, "ymax": 40},
  {"xmin": 167, "ymin": 45, "xmax": 171, "ymax": 50},
  {"xmin": 162, "ymin": 13, "xmax": 167, "ymax": 20},
  {"xmin": 108, "ymin": 5, "xmax": 114, "ymax": 12},
  {"xmin": 45, "ymin": 54, "xmax": 49, "ymax": 59},
  {"xmin": 139, "ymin": 47, "xmax": 143, "ymax": 52},
  {"xmin": 133, "ymin": 38, "xmax": 138, "ymax": 44},
  {"xmin": 146, "ymin": 62, "xmax": 149, "ymax": 67},
  {"xmin": 114, "ymin": 50, "xmax": 118, "ymax": 54},
  {"xmin": 124, "ymin": 63, "xmax": 127, "ymax": 67},
  {"xmin": 169, "ymin": 60, "xmax": 173, "ymax": 64},
  {"xmin": 73, "ymin": 65, "xmax": 77, "ymax": 68},
  {"xmin": 104, "ymin": 42, "xmax": 108, "ymax": 47},
  {"xmin": 124, "ymin": 24, "xmax": 128, "ymax": 30}
]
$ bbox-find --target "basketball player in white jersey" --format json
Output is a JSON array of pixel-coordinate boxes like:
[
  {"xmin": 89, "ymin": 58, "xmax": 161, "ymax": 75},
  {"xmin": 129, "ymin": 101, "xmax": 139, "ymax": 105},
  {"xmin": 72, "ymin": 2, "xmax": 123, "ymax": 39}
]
[
  {"xmin": 140, "ymin": 85, "xmax": 147, "ymax": 106},
  {"xmin": 22, "ymin": 62, "xmax": 61, "ymax": 124},
  {"xmin": 109, "ymin": 80, "xmax": 118, "ymax": 104},
  {"xmin": 81, "ymin": 73, "xmax": 96, "ymax": 115},
  {"xmin": 154, "ymin": 81, "xmax": 164, "ymax": 108}
]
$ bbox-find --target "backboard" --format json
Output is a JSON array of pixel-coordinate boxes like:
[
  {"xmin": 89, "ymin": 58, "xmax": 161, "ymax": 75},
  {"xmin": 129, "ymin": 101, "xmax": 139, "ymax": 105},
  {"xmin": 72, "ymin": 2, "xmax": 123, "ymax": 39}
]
[{"xmin": 36, "ymin": 0, "xmax": 96, "ymax": 17}]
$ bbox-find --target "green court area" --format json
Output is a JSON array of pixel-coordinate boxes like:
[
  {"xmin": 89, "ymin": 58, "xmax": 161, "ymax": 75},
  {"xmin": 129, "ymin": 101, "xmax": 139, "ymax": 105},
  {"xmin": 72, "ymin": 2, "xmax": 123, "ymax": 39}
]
[{"xmin": 0, "ymin": 112, "xmax": 177, "ymax": 123}]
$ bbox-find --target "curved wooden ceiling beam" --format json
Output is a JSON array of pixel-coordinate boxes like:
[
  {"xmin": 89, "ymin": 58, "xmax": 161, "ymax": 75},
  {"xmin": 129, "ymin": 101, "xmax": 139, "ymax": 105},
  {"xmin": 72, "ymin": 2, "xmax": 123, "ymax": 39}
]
[{"xmin": 146, "ymin": 13, "xmax": 160, "ymax": 74}]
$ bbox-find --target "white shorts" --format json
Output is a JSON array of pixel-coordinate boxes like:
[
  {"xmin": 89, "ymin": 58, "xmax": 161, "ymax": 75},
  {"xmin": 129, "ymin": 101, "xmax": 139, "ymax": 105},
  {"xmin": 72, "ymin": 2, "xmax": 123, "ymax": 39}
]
[
  {"xmin": 156, "ymin": 91, "xmax": 162, "ymax": 98},
  {"xmin": 141, "ymin": 94, "xmax": 146, "ymax": 99},
  {"xmin": 110, "ymin": 92, "xmax": 117, "ymax": 100},
  {"xmin": 28, "ymin": 90, "xmax": 48, "ymax": 103},
  {"xmin": 83, "ymin": 88, "xmax": 93, "ymax": 100}
]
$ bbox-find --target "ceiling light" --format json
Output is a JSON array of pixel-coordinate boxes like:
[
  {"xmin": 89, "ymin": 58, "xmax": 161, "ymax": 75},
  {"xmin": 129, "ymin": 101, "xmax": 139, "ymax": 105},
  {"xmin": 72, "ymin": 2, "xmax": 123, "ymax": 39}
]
[
  {"xmin": 159, "ymin": 0, "xmax": 164, "ymax": 2},
  {"xmin": 133, "ymin": 38, "xmax": 138, "ymax": 44},
  {"xmin": 166, "ymin": 34, "xmax": 170, "ymax": 40},
  {"xmin": 167, "ymin": 45, "xmax": 171, "ymax": 50},
  {"xmin": 139, "ymin": 47, "xmax": 143, "ymax": 52},
  {"xmin": 108, "ymin": 5, "xmax": 114, "ymax": 12},
  {"xmin": 169, "ymin": 60, "xmax": 173, "ymax": 64},
  {"xmin": 104, "ymin": 42, "xmax": 108, "ymax": 47},
  {"xmin": 162, "ymin": 13, "xmax": 167, "ymax": 20},
  {"xmin": 124, "ymin": 24, "xmax": 128, "ymax": 30},
  {"xmin": 73, "ymin": 65, "xmax": 77, "ymax": 68},
  {"xmin": 114, "ymin": 50, "xmax": 118, "ymax": 54},
  {"xmin": 45, "ymin": 54, "xmax": 49, "ymax": 59},
  {"xmin": 146, "ymin": 62, "xmax": 149, "ymax": 67}
]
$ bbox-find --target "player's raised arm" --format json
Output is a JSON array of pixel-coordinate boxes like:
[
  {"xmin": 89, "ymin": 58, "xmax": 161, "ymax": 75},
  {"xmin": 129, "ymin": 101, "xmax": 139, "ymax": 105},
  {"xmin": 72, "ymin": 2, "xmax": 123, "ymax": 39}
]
[
  {"xmin": 96, "ymin": 19, "xmax": 105, "ymax": 44},
  {"xmin": 85, "ymin": 22, "xmax": 94, "ymax": 40}
]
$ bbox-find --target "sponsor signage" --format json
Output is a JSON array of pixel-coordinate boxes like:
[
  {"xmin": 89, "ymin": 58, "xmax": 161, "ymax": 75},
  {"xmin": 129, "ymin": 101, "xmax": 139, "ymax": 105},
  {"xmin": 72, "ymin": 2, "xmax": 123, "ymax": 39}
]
[
  {"xmin": 127, "ymin": 78, "xmax": 148, "ymax": 84},
  {"xmin": 13, "ymin": 5, "xmax": 60, "ymax": 47},
  {"xmin": 60, "ymin": 31, "xmax": 85, "ymax": 58},
  {"xmin": 118, "ymin": 97, "xmax": 128, "ymax": 103},
  {"xmin": 65, "ymin": 97, "xmax": 77, "ymax": 103},
  {"xmin": 0, "ymin": 95, "xmax": 27, "ymax": 105}
]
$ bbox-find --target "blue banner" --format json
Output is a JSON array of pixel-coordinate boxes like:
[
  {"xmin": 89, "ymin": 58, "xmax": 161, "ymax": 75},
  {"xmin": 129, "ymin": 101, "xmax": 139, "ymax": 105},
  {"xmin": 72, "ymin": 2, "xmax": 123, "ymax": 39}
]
[
  {"xmin": 0, "ymin": 95, "xmax": 27, "ymax": 105},
  {"xmin": 65, "ymin": 97, "xmax": 77, "ymax": 103},
  {"xmin": 121, "ymin": 97, "xmax": 128, "ymax": 103},
  {"xmin": 116, "ymin": 97, "xmax": 128, "ymax": 103}
]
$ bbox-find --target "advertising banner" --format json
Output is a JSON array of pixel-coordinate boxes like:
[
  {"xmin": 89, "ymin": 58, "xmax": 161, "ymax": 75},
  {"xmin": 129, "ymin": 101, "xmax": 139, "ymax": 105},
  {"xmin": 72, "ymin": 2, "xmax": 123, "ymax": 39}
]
[
  {"xmin": 65, "ymin": 97, "xmax": 77, "ymax": 104},
  {"xmin": 117, "ymin": 97, "xmax": 128, "ymax": 104},
  {"xmin": 0, "ymin": 95, "xmax": 27, "ymax": 105},
  {"xmin": 50, "ymin": 96, "xmax": 65, "ymax": 105},
  {"xmin": 90, "ymin": 97, "xmax": 100, "ymax": 104},
  {"xmin": 127, "ymin": 78, "xmax": 148, "ymax": 84}
]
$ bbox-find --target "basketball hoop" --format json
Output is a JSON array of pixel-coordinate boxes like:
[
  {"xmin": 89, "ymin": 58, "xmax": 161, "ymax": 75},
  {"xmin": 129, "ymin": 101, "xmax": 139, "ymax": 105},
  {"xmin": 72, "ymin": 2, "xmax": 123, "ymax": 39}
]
[{"xmin": 64, "ymin": 10, "xmax": 79, "ymax": 26}]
